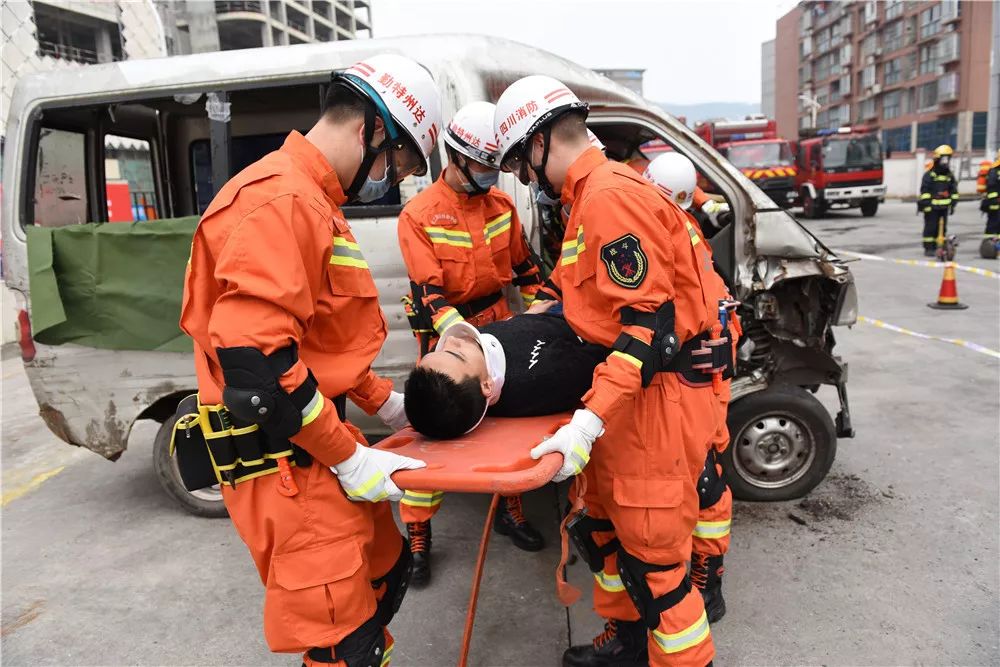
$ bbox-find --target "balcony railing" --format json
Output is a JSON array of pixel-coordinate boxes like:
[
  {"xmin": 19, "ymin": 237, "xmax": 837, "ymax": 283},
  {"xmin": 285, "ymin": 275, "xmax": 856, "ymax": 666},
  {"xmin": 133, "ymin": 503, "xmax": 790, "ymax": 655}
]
[
  {"xmin": 216, "ymin": 1, "xmax": 264, "ymax": 13},
  {"xmin": 38, "ymin": 40, "xmax": 99, "ymax": 64}
]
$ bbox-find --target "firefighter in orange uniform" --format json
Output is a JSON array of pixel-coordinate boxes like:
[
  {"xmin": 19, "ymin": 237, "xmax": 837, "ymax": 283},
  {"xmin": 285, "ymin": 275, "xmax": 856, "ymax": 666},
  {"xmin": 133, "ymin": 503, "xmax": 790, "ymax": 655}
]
[
  {"xmin": 496, "ymin": 76, "xmax": 732, "ymax": 666},
  {"xmin": 643, "ymin": 152, "xmax": 741, "ymax": 625},
  {"xmin": 397, "ymin": 101, "xmax": 544, "ymax": 585},
  {"xmin": 179, "ymin": 55, "xmax": 441, "ymax": 666}
]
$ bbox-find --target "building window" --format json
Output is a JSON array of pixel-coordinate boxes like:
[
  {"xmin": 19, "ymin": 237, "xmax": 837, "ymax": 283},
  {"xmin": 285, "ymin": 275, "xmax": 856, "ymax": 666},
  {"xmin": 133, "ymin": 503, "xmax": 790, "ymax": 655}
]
[
  {"xmin": 971, "ymin": 111, "xmax": 987, "ymax": 150},
  {"xmin": 33, "ymin": 2, "xmax": 123, "ymax": 64},
  {"xmin": 884, "ymin": 58, "xmax": 902, "ymax": 85},
  {"xmin": 883, "ymin": 90, "xmax": 903, "ymax": 119},
  {"xmin": 885, "ymin": 0, "xmax": 904, "ymax": 22},
  {"xmin": 801, "ymin": 35, "xmax": 813, "ymax": 58},
  {"xmin": 860, "ymin": 98, "xmax": 878, "ymax": 120},
  {"xmin": 918, "ymin": 42, "xmax": 939, "ymax": 75},
  {"xmin": 916, "ymin": 115, "xmax": 957, "ymax": 150},
  {"xmin": 882, "ymin": 126, "xmax": 911, "ymax": 153},
  {"xmin": 919, "ymin": 4, "xmax": 942, "ymax": 39},
  {"xmin": 917, "ymin": 81, "xmax": 938, "ymax": 111},
  {"xmin": 864, "ymin": 1, "xmax": 877, "ymax": 24},
  {"xmin": 881, "ymin": 20, "xmax": 904, "ymax": 52},
  {"xmin": 861, "ymin": 33, "xmax": 876, "ymax": 56},
  {"xmin": 861, "ymin": 64, "xmax": 876, "ymax": 90}
]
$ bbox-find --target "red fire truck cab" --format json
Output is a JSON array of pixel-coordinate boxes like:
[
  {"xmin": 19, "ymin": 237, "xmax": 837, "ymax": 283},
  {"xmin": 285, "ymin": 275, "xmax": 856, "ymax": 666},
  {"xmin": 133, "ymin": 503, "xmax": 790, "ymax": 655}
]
[
  {"xmin": 794, "ymin": 126, "xmax": 885, "ymax": 218},
  {"xmin": 695, "ymin": 118, "xmax": 798, "ymax": 209}
]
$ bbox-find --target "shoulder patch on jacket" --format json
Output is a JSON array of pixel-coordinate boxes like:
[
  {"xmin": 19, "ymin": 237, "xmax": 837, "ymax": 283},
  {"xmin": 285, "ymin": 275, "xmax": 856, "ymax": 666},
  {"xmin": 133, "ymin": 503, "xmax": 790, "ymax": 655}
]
[{"xmin": 600, "ymin": 234, "xmax": 647, "ymax": 289}]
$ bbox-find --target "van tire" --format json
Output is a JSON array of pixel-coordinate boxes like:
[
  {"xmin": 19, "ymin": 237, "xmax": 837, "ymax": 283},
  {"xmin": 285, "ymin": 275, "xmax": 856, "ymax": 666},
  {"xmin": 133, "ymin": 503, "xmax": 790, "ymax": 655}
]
[
  {"xmin": 153, "ymin": 413, "xmax": 228, "ymax": 518},
  {"xmin": 860, "ymin": 198, "xmax": 879, "ymax": 217},
  {"xmin": 721, "ymin": 385, "xmax": 837, "ymax": 502}
]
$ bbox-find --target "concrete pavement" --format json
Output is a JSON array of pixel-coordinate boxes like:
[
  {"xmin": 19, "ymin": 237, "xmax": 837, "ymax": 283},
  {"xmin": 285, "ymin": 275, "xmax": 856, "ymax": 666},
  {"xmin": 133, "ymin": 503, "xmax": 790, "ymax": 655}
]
[{"xmin": 2, "ymin": 201, "xmax": 998, "ymax": 665}]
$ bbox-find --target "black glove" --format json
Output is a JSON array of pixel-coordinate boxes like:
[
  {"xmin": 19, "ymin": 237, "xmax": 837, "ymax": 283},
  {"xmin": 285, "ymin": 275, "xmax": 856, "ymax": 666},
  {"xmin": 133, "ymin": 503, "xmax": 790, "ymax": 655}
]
[{"xmin": 950, "ymin": 203, "xmax": 956, "ymax": 215}]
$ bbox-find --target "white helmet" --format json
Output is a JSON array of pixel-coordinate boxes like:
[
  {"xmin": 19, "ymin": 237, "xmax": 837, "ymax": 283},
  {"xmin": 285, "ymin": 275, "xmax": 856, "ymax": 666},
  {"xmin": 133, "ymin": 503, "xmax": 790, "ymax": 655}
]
[
  {"xmin": 444, "ymin": 101, "xmax": 499, "ymax": 167},
  {"xmin": 339, "ymin": 54, "xmax": 442, "ymax": 176},
  {"xmin": 493, "ymin": 75, "xmax": 588, "ymax": 169},
  {"xmin": 643, "ymin": 152, "xmax": 697, "ymax": 210},
  {"xmin": 586, "ymin": 129, "xmax": 606, "ymax": 153}
]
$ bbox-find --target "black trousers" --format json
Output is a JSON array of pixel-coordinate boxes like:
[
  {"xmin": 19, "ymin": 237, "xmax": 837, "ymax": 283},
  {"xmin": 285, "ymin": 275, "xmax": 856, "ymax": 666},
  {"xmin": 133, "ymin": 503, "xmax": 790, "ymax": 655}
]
[
  {"xmin": 922, "ymin": 209, "xmax": 948, "ymax": 250},
  {"xmin": 985, "ymin": 210, "xmax": 1000, "ymax": 237}
]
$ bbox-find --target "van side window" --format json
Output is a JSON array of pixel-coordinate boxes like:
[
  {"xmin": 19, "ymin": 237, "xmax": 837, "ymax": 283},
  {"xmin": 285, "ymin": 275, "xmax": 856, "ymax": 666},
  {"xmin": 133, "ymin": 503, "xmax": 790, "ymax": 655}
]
[
  {"xmin": 33, "ymin": 128, "xmax": 88, "ymax": 227},
  {"xmin": 105, "ymin": 135, "xmax": 158, "ymax": 221},
  {"xmin": 190, "ymin": 133, "xmax": 291, "ymax": 215}
]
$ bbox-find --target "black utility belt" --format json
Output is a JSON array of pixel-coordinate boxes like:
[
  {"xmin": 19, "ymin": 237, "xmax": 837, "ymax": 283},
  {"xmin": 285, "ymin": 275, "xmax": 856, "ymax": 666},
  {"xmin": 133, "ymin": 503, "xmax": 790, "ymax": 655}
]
[
  {"xmin": 454, "ymin": 290, "xmax": 503, "ymax": 319},
  {"xmin": 660, "ymin": 329, "xmax": 735, "ymax": 385},
  {"xmin": 168, "ymin": 394, "xmax": 346, "ymax": 492}
]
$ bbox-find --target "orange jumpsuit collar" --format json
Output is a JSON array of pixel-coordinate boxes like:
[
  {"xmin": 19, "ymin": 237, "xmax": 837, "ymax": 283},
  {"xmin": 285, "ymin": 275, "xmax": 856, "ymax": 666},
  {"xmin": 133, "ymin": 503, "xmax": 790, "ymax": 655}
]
[
  {"xmin": 561, "ymin": 147, "xmax": 608, "ymax": 205},
  {"xmin": 281, "ymin": 131, "xmax": 347, "ymax": 206}
]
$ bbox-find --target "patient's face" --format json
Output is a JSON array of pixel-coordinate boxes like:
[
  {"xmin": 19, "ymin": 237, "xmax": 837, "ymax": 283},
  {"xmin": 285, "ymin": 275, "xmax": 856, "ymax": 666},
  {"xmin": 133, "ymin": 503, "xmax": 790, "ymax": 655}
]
[{"xmin": 419, "ymin": 332, "xmax": 489, "ymax": 389}]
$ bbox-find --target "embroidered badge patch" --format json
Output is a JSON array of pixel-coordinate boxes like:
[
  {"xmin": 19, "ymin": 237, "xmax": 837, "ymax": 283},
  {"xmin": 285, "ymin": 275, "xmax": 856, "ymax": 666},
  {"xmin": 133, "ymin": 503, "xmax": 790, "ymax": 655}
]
[{"xmin": 600, "ymin": 234, "xmax": 647, "ymax": 289}]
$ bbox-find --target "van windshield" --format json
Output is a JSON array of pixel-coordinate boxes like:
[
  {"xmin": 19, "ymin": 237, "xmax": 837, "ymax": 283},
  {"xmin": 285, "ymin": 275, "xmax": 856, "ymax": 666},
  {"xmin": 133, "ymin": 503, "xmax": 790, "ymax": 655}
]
[
  {"xmin": 723, "ymin": 141, "xmax": 794, "ymax": 169},
  {"xmin": 823, "ymin": 135, "xmax": 882, "ymax": 171}
]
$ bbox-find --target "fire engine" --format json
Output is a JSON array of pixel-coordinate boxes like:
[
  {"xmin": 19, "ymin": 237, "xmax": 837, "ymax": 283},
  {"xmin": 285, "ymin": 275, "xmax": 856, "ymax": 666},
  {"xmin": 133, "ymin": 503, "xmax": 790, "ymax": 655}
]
[
  {"xmin": 794, "ymin": 126, "xmax": 885, "ymax": 218},
  {"xmin": 695, "ymin": 118, "xmax": 798, "ymax": 208}
]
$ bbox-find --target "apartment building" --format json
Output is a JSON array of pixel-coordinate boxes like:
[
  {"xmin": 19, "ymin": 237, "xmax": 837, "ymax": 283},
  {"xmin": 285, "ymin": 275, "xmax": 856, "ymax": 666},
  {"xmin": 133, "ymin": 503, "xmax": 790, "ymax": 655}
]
[
  {"xmin": 774, "ymin": 0, "xmax": 992, "ymax": 154},
  {"xmin": 163, "ymin": 0, "xmax": 372, "ymax": 54}
]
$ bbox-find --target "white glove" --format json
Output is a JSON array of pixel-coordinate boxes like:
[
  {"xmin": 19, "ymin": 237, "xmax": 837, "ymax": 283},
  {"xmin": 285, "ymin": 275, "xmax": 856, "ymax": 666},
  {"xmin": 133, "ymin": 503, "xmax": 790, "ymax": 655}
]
[
  {"xmin": 377, "ymin": 391, "xmax": 409, "ymax": 431},
  {"xmin": 530, "ymin": 409, "xmax": 604, "ymax": 483},
  {"xmin": 700, "ymin": 200, "xmax": 730, "ymax": 229},
  {"xmin": 331, "ymin": 443, "xmax": 425, "ymax": 503}
]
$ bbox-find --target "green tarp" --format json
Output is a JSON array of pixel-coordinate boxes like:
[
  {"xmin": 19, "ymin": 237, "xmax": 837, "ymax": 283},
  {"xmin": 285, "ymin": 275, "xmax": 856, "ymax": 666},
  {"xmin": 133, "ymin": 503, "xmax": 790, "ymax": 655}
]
[{"xmin": 27, "ymin": 217, "xmax": 200, "ymax": 352}]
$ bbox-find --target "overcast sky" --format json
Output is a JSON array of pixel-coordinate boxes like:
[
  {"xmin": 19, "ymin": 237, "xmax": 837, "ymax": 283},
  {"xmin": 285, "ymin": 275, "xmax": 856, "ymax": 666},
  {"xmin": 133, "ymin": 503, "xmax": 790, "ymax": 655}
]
[{"xmin": 370, "ymin": 0, "xmax": 798, "ymax": 105}]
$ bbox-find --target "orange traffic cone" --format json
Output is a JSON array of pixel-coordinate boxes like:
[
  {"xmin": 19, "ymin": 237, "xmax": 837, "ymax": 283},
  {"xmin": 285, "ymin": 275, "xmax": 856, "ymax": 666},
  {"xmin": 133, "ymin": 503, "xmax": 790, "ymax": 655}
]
[{"xmin": 927, "ymin": 263, "xmax": 968, "ymax": 310}]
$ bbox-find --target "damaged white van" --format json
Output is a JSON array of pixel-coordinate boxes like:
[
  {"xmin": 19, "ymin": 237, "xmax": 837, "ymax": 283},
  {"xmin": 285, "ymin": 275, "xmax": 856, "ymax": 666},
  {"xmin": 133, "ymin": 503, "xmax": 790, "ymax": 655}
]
[{"xmin": 2, "ymin": 36, "xmax": 857, "ymax": 516}]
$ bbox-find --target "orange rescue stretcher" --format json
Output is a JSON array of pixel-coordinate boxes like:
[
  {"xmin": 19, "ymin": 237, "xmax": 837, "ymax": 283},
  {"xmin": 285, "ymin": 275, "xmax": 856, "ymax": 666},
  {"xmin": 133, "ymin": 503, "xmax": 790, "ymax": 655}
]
[{"xmin": 378, "ymin": 414, "xmax": 569, "ymax": 667}]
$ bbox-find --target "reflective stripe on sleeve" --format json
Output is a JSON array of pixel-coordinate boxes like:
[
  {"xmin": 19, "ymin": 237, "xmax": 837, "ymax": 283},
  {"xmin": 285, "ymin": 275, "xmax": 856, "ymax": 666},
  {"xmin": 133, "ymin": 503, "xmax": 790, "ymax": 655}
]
[
  {"xmin": 594, "ymin": 570, "xmax": 625, "ymax": 592},
  {"xmin": 300, "ymin": 389, "xmax": 324, "ymax": 427},
  {"xmin": 610, "ymin": 350, "xmax": 643, "ymax": 369},
  {"xmin": 432, "ymin": 307, "xmax": 464, "ymax": 334},
  {"xmin": 400, "ymin": 490, "xmax": 445, "ymax": 507},
  {"xmin": 693, "ymin": 519, "xmax": 731, "ymax": 539},
  {"xmin": 331, "ymin": 236, "xmax": 370, "ymax": 269}
]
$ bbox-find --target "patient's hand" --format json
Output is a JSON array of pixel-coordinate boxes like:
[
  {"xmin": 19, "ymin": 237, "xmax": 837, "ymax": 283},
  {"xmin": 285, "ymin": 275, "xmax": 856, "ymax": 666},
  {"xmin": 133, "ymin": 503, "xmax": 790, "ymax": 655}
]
[{"xmin": 526, "ymin": 300, "xmax": 558, "ymax": 314}]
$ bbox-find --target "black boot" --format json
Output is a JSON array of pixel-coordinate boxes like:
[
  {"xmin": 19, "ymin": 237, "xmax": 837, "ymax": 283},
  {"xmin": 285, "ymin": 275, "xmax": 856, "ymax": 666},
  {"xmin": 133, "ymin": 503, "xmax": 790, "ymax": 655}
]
[
  {"xmin": 407, "ymin": 521, "xmax": 431, "ymax": 587},
  {"xmin": 492, "ymin": 494, "xmax": 544, "ymax": 552},
  {"xmin": 690, "ymin": 553, "xmax": 726, "ymax": 623},
  {"xmin": 562, "ymin": 619, "xmax": 648, "ymax": 667}
]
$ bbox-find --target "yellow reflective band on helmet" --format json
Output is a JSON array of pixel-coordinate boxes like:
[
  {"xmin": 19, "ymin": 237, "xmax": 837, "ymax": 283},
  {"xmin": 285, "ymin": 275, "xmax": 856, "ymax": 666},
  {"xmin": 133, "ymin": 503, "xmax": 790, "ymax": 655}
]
[
  {"xmin": 693, "ymin": 519, "xmax": 731, "ymax": 539},
  {"xmin": 425, "ymin": 227, "xmax": 473, "ymax": 248},
  {"xmin": 611, "ymin": 350, "xmax": 643, "ymax": 369},
  {"xmin": 594, "ymin": 570, "xmax": 625, "ymax": 592},
  {"xmin": 401, "ymin": 490, "xmax": 444, "ymax": 507},
  {"xmin": 432, "ymin": 307, "xmax": 464, "ymax": 334},
  {"xmin": 484, "ymin": 211, "xmax": 512, "ymax": 243},
  {"xmin": 300, "ymin": 390, "xmax": 324, "ymax": 427},
  {"xmin": 652, "ymin": 611, "xmax": 711, "ymax": 655},
  {"xmin": 331, "ymin": 236, "xmax": 370, "ymax": 269}
]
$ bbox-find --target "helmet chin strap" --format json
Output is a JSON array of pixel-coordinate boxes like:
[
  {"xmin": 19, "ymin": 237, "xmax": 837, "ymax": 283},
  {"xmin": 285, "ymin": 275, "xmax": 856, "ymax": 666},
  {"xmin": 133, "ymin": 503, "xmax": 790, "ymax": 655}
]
[
  {"xmin": 345, "ymin": 103, "xmax": 397, "ymax": 202},
  {"xmin": 529, "ymin": 126, "xmax": 560, "ymax": 201}
]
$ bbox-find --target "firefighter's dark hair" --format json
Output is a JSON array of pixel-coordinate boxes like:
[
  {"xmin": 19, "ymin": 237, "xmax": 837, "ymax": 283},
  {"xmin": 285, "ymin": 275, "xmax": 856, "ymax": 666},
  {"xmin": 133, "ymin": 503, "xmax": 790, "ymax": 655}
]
[
  {"xmin": 404, "ymin": 367, "xmax": 486, "ymax": 439},
  {"xmin": 321, "ymin": 82, "xmax": 371, "ymax": 123}
]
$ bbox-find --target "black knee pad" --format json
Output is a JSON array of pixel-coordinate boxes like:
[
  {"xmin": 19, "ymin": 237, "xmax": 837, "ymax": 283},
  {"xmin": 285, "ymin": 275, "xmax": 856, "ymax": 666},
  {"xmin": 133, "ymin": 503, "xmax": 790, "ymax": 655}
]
[
  {"xmin": 372, "ymin": 539, "xmax": 413, "ymax": 627},
  {"xmin": 306, "ymin": 615, "xmax": 384, "ymax": 666},
  {"xmin": 698, "ymin": 450, "xmax": 726, "ymax": 510},
  {"xmin": 616, "ymin": 546, "xmax": 691, "ymax": 630}
]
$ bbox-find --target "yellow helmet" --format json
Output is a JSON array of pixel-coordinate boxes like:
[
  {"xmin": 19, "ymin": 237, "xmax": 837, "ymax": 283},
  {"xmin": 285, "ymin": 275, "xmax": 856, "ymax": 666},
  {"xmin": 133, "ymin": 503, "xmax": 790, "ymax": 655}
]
[{"xmin": 933, "ymin": 144, "xmax": 954, "ymax": 158}]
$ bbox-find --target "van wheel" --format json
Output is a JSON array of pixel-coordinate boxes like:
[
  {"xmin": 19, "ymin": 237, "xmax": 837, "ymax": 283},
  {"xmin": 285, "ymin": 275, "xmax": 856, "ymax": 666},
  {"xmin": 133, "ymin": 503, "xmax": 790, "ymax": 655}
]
[
  {"xmin": 721, "ymin": 385, "xmax": 837, "ymax": 501},
  {"xmin": 152, "ymin": 413, "xmax": 228, "ymax": 518},
  {"xmin": 860, "ymin": 198, "xmax": 879, "ymax": 217}
]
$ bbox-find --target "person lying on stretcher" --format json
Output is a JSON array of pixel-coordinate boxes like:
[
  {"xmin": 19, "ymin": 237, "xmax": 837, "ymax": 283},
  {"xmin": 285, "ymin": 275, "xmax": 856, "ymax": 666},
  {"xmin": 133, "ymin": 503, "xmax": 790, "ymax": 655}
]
[{"xmin": 403, "ymin": 301, "xmax": 609, "ymax": 438}]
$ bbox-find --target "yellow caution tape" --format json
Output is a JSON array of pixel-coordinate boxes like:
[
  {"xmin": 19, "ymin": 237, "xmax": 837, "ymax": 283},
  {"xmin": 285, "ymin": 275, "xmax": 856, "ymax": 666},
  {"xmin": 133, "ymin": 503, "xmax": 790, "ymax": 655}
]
[
  {"xmin": 858, "ymin": 316, "xmax": 1000, "ymax": 359},
  {"xmin": 837, "ymin": 250, "xmax": 999, "ymax": 280}
]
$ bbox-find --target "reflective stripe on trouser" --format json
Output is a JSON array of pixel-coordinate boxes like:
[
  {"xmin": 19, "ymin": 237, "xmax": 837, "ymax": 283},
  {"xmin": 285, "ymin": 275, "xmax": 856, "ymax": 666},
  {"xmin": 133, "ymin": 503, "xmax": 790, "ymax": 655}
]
[
  {"xmin": 692, "ymin": 487, "xmax": 732, "ymax": 557},
  {"xmin": 221, "ymin": 445, "xmax": 402, "ymax": 653},
  {"xmin": 399, "ymin": 490, "xmax": 445, "ymax": 523},
  {"xmin": 576, "ymin": 376, "xmax": 718, "ymax": 664},
  {"xmin": 923, "ymin": 210, "xmax": 947, "ymax": 250}
]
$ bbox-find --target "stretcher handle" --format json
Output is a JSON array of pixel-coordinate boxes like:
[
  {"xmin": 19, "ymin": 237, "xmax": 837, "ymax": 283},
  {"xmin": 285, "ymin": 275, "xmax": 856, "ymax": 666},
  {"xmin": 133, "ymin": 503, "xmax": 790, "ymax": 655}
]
[
  {"xmin": 457, "ymin": 493, "xmax": 500, "ymax": 667},
  {"xmin": 389, "ymin": 453, "xmax": 563, "ymax": 495}
]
